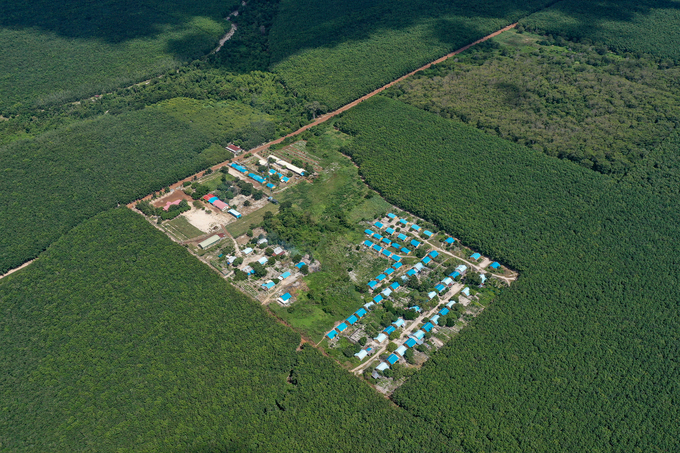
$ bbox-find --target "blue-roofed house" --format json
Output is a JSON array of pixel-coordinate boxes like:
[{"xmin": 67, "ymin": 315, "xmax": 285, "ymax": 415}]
[
  {"xmin": 442, "ymin": 277, "xmax": 454, "ymax": 286},
  {"xmin": 384, "ymin": 325, "xmax": 396, "ymax": 335},
  {"xmin": 279, "ymin": 271, "xmax": 291, "ymax": 280},
  {"xmin": 450, "ymin": 271, "xmax": 461, "ymax": 279},
  {"xmin": 266, "ymin": 183, "xmax": 276, "ymax": 189},
  {"xmin": 490, "ymin": 261, "xmax": 500, "ymax": 269},
  {"xmin": 429, "ymin": 250, "xmax": 439, "ymax": 259},
  {"xmin": 363, "ymin": 240, "xmax": 372, "ymax": 247},
  {"xmin": 257, "ymin": 257, "xmax": 268, "ymax": 265},
  {"xmin": 355, "ymin": 308, "xmax": 367, "ymax": 318},
  {"xmin": 445, "ymin": 237, "xmax": 455, "ymax": 245},
  {"xmin": 347, "ymin": 315, "xmax": 358, "ymax": 325},
  {"xmin": 405, "ymin": 338, "xmax": 417, "ymax": 348},
  {"xmin": 208, "ymin": 196, "xmax": 219, "ymax": 203},
  {"xmin": 268, "ymin": 169, "xmax": 276, "ymax": 175},
  {"xmin": 387, "ymin": 213, "xmax": 396, "ymax": 219},
  {"xmin": 376, "ymin": 362, "xmax": 390, "ymax": 371},
  {"xmin": 385, "ymin": 227, "xmax": 395, "ymax": 235},
  {"xmin": 422, "ymin": 256, "xmax": 432, "ymax": 265},
  {"xmin": 411, "ymin": 224, "xmax": 421, "ymax": 231},
  {"xmin": 230, "ymin": 163, "xmax": 248, "ymax": 173},
  {"xmin": 427, "ymin": 291, "xmax": 437, "ymax": 299},
  {"xmin": 327, "ymin": 330, "xmax": 337, "ymax": 339},
  {"xmin": 410, "ymin": 239, "xmax": 421, "ymax": 248},
  {"xmin": 381, "ymin": 237, "xmax": 391, "ymax": 245},
  {"xmin": 372, "ymin": 244, "xmax": 382, "ymax": 252},
  {"xmin": 248, "ymin": 173, "xmax": 266, "ymax": 184},
  {"xmin": 368, "ymin": 280, "xmax": 378, "ymax": 289},
  {"xmin": 279, "ymin": 293, "xmax": 292, "ymax": 304},
  {"xmin": 400, "ymin": 247, "xmax": 411, "ymax": 254},
  {"xmin": 412, "ymin": 330, "xmax": 425, "ymax": 340},
  {"xmin": 435, "ymin": 283, "xmax": 446, "ymax": 293},
  {"xmin": 422, "ymin": 322, "xmax": 433, "ymax": 332},
  {"xmin": 381, "ymin": 250, "xmax": 392, "ymax": 258},
  {"xmin": 365, "ymin": 229, "xmax": 373, "ymax": 236},
  {"xmin": 390, "ymin": 281, "xmax": 400, "ymax": 290},
  {"xmin": 387, "ymin": 354, "xmax": 399, "ymax": 365},
  {"xmin": 439, "ymin": 307, "xmax": 450, "ymax": 316},
  {"xmin": 455, "ymin": 264, "xmax": 468, "ymax": 273},
  {"xmin": 262, "ymin": 281, "xmax": 276, "ymax": 290},
  {"xmin": 381, "ymin": 288, "xmax": 392, "ymax": 297},
  {"xmin": 376, "ymin": 273, "xmax": 386, "ymax": 282},
  {"xmin": 446, "ymin": 300, "xmax": 456, "ymax": 308},
  {"xmin": 373, "ymin": 295, "xmax": 384, "ymax": 303},
  {"xmin": 431, "ymin": 315, "xmax": 440, "ymax": 325},
  {"xmin": 393, "ymin": 318, "xmax": 405, "ymax": 328},
  {"xmin": 391, "ymin": 255, "xmax": 402, "ymax": 262},
  {"xmin": 281, "ymin": 176, "xmax": 290, "ymax": 183},
  {"xmin": 337, "ymin": 322, "xmax": 348, "ymax": 332},
  {"xmin": 354, "ymin": 349, "xmax": 368, "ymax": 360},
  {"xmin": 470, "ymin": 252, "xmax": 481, "ymax": 260},
  {"xmin": 391, "ymin": 243, "xmax": 401, "ymax": 250},
  {"xmin": 414, "ymin": 263, "xmax": 424, "ymax": 272},
  {"xmin": 462, "ymin": 287, "xmax": 471, "ymax": 296},
  {"xmin": 393, "ymin": 262, "xmax": 403, "ymax": 270},
  {"xmin": 411, "ymin": 306, "xmax": 421, "ymax": 312},
  {"xmin": 395, "ymin": 345, "xmax": 407, "ymax": 357},
  {"xmin": 406, "ymin": 269, "xmax": 417, "ymax": 277},
  {"xmin": 423, "ymin": 230, "xmax": 433, "ymax": 238},
  {"xmin": 374, "ymin": 221, "xmax": 384, "ymax": 229},
  {"xmin": 397, "ymin": 233, "xmax": 408, "ymax": 241},
  {"xmin": 384, "ymin": 267, "xmax": 394, "ymax": 276},
  {"xmin": 374, "ymin": 333, "xmax": 388, "ymax": 343},
  {"xmin": 374, "ymin": 235, "xmax": 383, "ymax": 242},
  {"xmin": 399, "ymin": 219, "xmax": 408, "ymax": 226}
]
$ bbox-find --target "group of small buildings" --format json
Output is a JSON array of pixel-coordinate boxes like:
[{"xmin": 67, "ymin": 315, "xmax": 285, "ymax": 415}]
[{"xmin": 201, "ymin": 193, "xmax": 233, "ymax": 214}]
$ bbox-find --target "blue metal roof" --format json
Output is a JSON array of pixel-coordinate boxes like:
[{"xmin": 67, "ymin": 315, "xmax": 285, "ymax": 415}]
[
  {"xmin": 393, "ymin": 318, "xmax": 405, "ymax": 327},
  {"xmin": 374, "ymin": 234, "xmax": 383, "ymax": 241},
  {"xmin": 355, "ymin": 308, "xmax": 367, "ymax": 318},
  {"xmin": 412, "ymin": 330, "xmax": 425, "ymax": 340},
  {"xmin": 393, "ymin": 262, "xmax": 403, "ymax": 270},
  {"xmin": 399, "ymin": 219, "xmax": 408, "ymax": 225},
  {"xmin": 422, "ymin": 322, "xmax": 433, "ymax": 332},
  {"xmin": 384, "ymin": 268, "xmax": 394, "ymax": 275},
  {"xmin": 385, "ymin": 227, "xmax": 395, "ymax": 235},
  {"xmin": 266, "ymin": 183, "xmax": 276, "ymax": 189},
  {"xmin": 490, "ymin": 261, "xmax": 500, "ymax": 269},
  {"xmin": 406, "ymin": 269, "xmax": 416, "ymax": 276},
  {"xmin": 405, "ymin": 338, "xmax": 417, "ymax": 348},
  {"xmin": 423, "ymin": 230, "xmax": 433, "ymax": 237},
  {"xmin": 450, "ymin": 271, "xmax": 461, "ymax": 279},
  {"xmin": 422, "ymin": 256, "xmax": 431, "ymax": 265},
  {"xmin": 295, "ymin": 261, "xmax": 305, "ymax": 269},
  {"xmin": 279, "ymin": 271, "xmax": 291, "ymax": 279},
  {"xmin": 439, "ymin": 308, "xmax": 450, "ymax": 316},
  {"xmin": 373, "ymin": 295, "xmax": 384, "ymax": 303},
  {"xmin": 387, "ymin": 354, "xmax": 399, "ymax": 365},
  {"xmin": 376, "ymin": 274, "xmax": 386, "ymax": 281},
  {"xmin": 411, "ymin": 306, "xmax": 421, "ymax": 312},
  {"xmin": 390, "ymin": 282, "xmax": 400, "ymax": 290},
  {"xmin": 208, "ymin": 196, "xmax": 219, "ymax": 203},
  {"xmin": 435, "ymin": 283, "xmax": 446, "ymax": 292},
  {"xmin": 381, "ymin": 250, "xmax": 392, "ymax": 258},
  {"xmin": 387, "ymin": 213, "xmax": 396, "ymax": 218},
  {"xmin": 400, "ymin": 247, "xmax": 410, "ymax": 254},
  {"xmin": 368, "ymin": 280, "xmax": 378, "ymax": 288},
  {"xmin": 429, "ymin": 250, "xmax": 439, "ymax": 258},
  {"xmin": 445, "ymin": 237, "xmax": 455, "ymax": 244},
  {"xmin": 363, "ymin": 240, "xmax": 372, "ymax": 247},
  {"xmin": 410, "ymin": 239, "xmax": 421, "ymax": 247},
  {"xmin": 327, "ymin": 330, "xmax": 337, "ymax": 339},
  {"xmin": 280, "ymin": 293, "xmax": 292, "ymax": 301},
  {"xmin": 337, "ymin": 322, "xmax": 348, "ymax": 332},
  {"xmin": 471, "ymin": 252, "xmax": 481, "ymax": 260},
  {"xmin": 375, "ymin": 221, "xmax": 384, "ymax": 228},
  {"xmin": 248, "ymin": 173, "xmax": 266, "ymax": 184},
  {"xmin": 411, "ymin": 224, "xmax": 421, "ymax": 231},
  {"xmin": 382, "ymin": 238, "xmax": 391, "ymax": 245},
  {"xmin": 364, "ymin": 229, "xmax": 373, "ymax": 235},
  {"xmin": 347, "ymin": 315, "xmax": 358, "ymax": 325},
  {"xmin": 230, "ymin": 163, "xmax": 247, "ymax": 173},
  {"xmin": 391, "ymin": 243, "xmax": 401, "ymax": 250},
  {"xmin": 391, "ymin": 255, "xmax": 401, "ymax": 262},
  {"xmin": 372, "ymin": 244, "xmax": 382, "ymax": 252},
  {"xmin": 397, "ymin": 233, "xmax": 408, "ymax": 241},
  {"xmin": 430, "ymin": 315, "xmax": 440, "ymax": 325},
  {"xmin": 384, "ymin": 325, "xmax": 396, "ymax": 335}
]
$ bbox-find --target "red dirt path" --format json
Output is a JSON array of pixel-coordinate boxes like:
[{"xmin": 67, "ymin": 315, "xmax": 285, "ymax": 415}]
[{"xmin": 127, "ymin": 23, "xmax": 517, "ymax": 208}]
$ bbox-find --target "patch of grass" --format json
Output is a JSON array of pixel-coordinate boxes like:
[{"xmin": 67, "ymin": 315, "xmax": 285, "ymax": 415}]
[
  {"xmin": 165, "ymin": 214, "xmax": 205, "ymax": 240},
  {"xmin": 226, "ymin": 204, "xmax": 278, "ymax": 237}
]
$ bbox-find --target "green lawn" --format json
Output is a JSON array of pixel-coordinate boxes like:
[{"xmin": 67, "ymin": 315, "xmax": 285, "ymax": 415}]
[
  {"xmin": 165, "ymin": 215, "xmax": 205, "ymax": 240},
  {"xmin": 226, "ymin": 204, "xmax": 279, "ymax": 237}
]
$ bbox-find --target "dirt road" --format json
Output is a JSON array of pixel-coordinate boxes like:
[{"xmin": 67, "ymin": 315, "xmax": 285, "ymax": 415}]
[{"xmin": 126, "ymin": 22, "xmax": 518, "ymax": 208}]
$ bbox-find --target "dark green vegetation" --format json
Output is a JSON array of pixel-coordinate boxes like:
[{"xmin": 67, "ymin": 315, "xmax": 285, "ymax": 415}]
[
  {"xmin": 338, "ymin": 97, "xmax": 680, "ymax": 451},
  {"xmin": 0, "ymin": 0, "xmax": 238, "ymax": 111},
  {"xmin": 269, "ymin": 0, "xmax": 556, "ymax": 109},
  {"xmin": 0, "ymin": 69, "xmax": 309, "ymax": 274},
  {"xmin": 521, "ymin": 0, "xmax": 680, "ymax": 61},
  {"xmin": 0, "ymin": 208, "xmax": 450, "ymax": 451},
  {"xmin": 387, "ymin": 31, "xmax": 680, "ymax": 174}
]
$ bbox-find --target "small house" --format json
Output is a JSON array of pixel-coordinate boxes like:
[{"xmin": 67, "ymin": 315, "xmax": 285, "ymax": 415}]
[
  {"xmin": 423, "ymin": 230, "xmax": 433, "ymax": 238},
  {"xmin": 387, "ymin": 213, "xmax": 396, "ymax": 219},
  {"xmin": 376, "ymin": 362, "xmax": 389, "ymax": 371},
  {"xmin": 373, "ymin": 294, "xmax": 384, "ymax": 304},
  {"xmin": 434, "ymin": 283, "xmax": 446, "ymax": 293},
  {"xmin": 405, "ymin": 338, "xmax": 417, "ymax": 348},
  {"xmin": 368, "ymin": 280, "xmax": 378, "ymax": 289},
  {"xmin": 422, "ymin": 256, "xmax": 432, "ymax": 265},
  {"xmin": 346, "ymin": 315, "xmax": 358, "ymax": 325},
  {"xmin": 326, "ymin": 330, "xmax": 337, "ymax": 339},
  {"xmin": 445, "ymin": 237, "xmax": 455, "ymax": 245},
  {"xmin": 279, "ymin": 293, "xmax": 292, "ymax": 304},
  {"xmin": 242, "ymin": 247, "xmax": 253, "ymax": 255},
  {"xmin": 272, "ymin": 247, "xmax": 285, "ymax": 256},
  {"xmin": 490, "ymin": 262, "xmax": 501, "ymax": 269},
  {"xmin": 430, "ymin": 315, "xmax": 440, "ymax": 325},
  {"xmin": 374, "ymin": 221, "xmax": 384, "ymax": 229},
  {"xmin": 337, "ymin": 322, "xmax": 348, "ymax": 333},
  {"xmin": 390, "ymin": 282, "xmax": 400, "ymax": 290},
  {"xmin": 226, "ymin": 143, "xmax": 243, "ymax": 155},
  {"xmin": 386, "ymin": 354, "xmax": 399, "ymax": 365},
  {"xmin": 392, "ymin": 262, "xmax": 403, "ymax": 270},
  {"xmin": 393, "ymin": 318, "xmax": 405, "ymax": 328},
  {"xmin": 354, "ymin": 350, "xmax": 368, "ymax": 360},
  {"xmin": 381, "ymin": 288, "xmax": 392, "ymax": 297},
  {"xmin": 198, "ymin": 235, "xmax": 221, "ymax": 250},
  {"xmin": 261, "ymin": 281, "xmax": 275, "ymax": 290},
  {"xmin": 429, "ymin": 250, "xmax": 439, "ymax": 259},
  {"xmin": 412, "ymin": 330, "xmax": 425, "ymax": 340},
  {"xmin": 228, "ymin": 209, "xmax": 242, "ymax": 218},
  {"xmin": 279, "ymin": 271, "xmax": 291, "ymax": 280},
  {"xmin": 374, "ymin": 333, "xmax": 388, "ymax": 343},
  {"xmin": 410, "ymin": 239, "xmax": 421, "ymax": 248},
  {"xmin": 355, "ymin": 308, "xmax": 367, "ymax": 318},
  {"xmin": 422, "ymin": 322, "xmax": 433, "ymax": 332},
  {"xmin": 470, "ymin": 252, "xmax": 481, "ymax": 260},
  {"xmin": 462, "ymin": 287, "xmax": 471, "ymax": 296},
  {"xmin": 411, "ymin": 224, "xmax": 421, "ymax": 231},
  {"xmin": 427, "ymin": 291, "xmax": 437, "ymax": 299},
  {"xmin": 414, "ymin": 263, "xmax": 424, "ymax": 272},
  {"xmin": 395, "ymin": 345, "xmax": 407, "ymax": 357},
  {"xmin": 397, "ymin": 233, "xmax": 408, "ymax": 241},
  {"xmin": 385, "ymin": 227, "xmax": 395, "ymax": 235},
  {"xmin": 384, "ymin": 325, "xmax": 396, "ymax": 335},
  {"xmin": 439, "ymin": 307, "xmax": 449, "ymax": 316}
]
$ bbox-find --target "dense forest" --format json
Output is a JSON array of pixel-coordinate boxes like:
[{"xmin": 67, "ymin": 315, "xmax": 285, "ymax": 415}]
[
  {"xmin": 338, "ymin": 96, "xmax": 680, "ymax": 451},
  {"xmin": 269, "ymin": 0, "xmax": 557, "ymax": 109},
  {"xmin": 521, "ymin": 0, "xmax": 680, "ymax": 61},
  {"xmin": 0, "ymin": 0, "xmax": 238, "ymax": 112},
  {"xmin": 0, "ymin": 208, "xmax": 453, "ymax": 451},
  {"xmin": 387, "ymin": 32, "xmax": 680, "ymax": 174}
]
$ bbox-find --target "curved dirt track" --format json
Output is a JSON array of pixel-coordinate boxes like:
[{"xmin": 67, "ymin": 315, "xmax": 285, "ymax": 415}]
[{"xmin": 127, "ymin": 22, "xmax": 517, "ymax": 207}]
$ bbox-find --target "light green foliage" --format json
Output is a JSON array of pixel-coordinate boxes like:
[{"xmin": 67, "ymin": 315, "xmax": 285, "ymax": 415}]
[
  {"xmin": 0, "ymin": 0, "xmax": 238, "ymax": 112},
  {"xmin": 339, "ymin": 96, "xmax": 680, "ymax": 451},
  {"xmin": 269, "ymin": 0, "xmax": 557, "ymax": 109},
  {"xmin": 389, "ymin": 35, "xmax": 680, "ymax": 174},
  {"xmin": 0, "ymin": 208, "xmax": 448, "ymax": 451},
  {"xmin": 521, "ymin": 0, "xmax": 680, "ymax": 60}
]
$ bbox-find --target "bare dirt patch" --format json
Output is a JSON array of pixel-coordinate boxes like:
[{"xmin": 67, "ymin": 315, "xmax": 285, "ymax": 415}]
[{"xmin": 182, "ymin": 208, "xmax": 223, "ymax": 233}]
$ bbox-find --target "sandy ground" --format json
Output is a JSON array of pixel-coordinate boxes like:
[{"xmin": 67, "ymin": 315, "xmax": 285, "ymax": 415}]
[{"xmin": 183, "ymin": 209, "xmax": 224, "ymax": 233}]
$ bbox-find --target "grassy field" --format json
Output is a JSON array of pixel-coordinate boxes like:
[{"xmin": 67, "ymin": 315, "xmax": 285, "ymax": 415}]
[
  {"xmin": 165, "ymin": 215, "xmax": 205, "ymax": 240},
  {"xmin": 339, "ymin": 96, "xmax": 680, "ymax": 451},
  {"xmin": 0, "ymin": 96, "xmax": 278, "ymax": 273},
  {"xmin": 226, "ymin": 204, "xmax": 279, "ymax": 237},
  {"xmin": 0, "ymin": 0, "xmax": 238, "ymax": 112},
  {"xmin": 521, "ymin": 0, "xmax": 680, "ymax": 60},
  {"xmin": 269, "ymin": 0, "xmax": 557, "ymax": 109},
  {"xmin": 0, "ymin": 207, "xmax": 452, "ymax": 451}
]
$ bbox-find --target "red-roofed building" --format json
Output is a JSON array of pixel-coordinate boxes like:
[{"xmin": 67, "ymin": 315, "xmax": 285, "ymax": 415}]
[
  {"xmin": 202, "ymin": 194, "xmax": 213, "ymax": 202},
  {"xmin": 226, "ymin": 143, "xmax": 243, "ymax": 155}
]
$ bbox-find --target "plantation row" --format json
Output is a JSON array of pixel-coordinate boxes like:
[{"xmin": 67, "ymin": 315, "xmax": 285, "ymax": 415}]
[
  {"xmin": 0, "ymin": 208, "xmax": 451, "ymax": 451},
  {"xmin": 387, "ymin": 34, "xmax": 680, "ymax": 174},
  {"xmin": 521, "ymin": 0, "xmax": 680, "ymax": 61},
  {"xmin": 269, "ymin": 0, "xmax": 557, "ymax": 109},
  {"xmin": 338, "ymin": 97, "xmax": 680, "ymax": 451}
]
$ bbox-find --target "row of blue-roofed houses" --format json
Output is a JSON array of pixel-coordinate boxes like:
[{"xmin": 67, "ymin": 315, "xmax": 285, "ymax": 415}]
[{"xmin": 230, "ymin": 162, "xmax": 284, "ymax": 191}]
